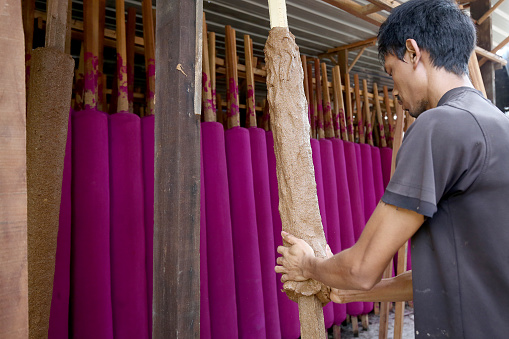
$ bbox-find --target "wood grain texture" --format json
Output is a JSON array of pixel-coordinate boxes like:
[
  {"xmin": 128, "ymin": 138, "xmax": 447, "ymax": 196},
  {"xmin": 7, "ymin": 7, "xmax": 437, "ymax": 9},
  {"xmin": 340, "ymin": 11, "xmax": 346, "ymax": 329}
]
[
  {"xmin": 153, "ymin": 0, "xmax": 201, "ymax": 337},
  {"xmin": 0, "ymin": 1, "xmax": 29, "ymax": 337}
]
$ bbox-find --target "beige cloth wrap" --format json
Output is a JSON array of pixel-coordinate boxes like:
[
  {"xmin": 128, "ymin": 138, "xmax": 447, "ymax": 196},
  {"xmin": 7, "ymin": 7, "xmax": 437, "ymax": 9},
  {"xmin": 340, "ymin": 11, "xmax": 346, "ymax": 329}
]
[{"xmin": 264, "ymin": 27, "xmax": 330, "ymax": 305}]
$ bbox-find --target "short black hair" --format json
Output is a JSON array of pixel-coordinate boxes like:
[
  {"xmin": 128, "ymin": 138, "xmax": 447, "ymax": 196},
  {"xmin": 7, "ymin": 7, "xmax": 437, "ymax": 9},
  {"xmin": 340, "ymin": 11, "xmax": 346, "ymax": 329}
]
[{"xmin": 378, "ymin": 0, "xmax": 476, "ymax": 76}]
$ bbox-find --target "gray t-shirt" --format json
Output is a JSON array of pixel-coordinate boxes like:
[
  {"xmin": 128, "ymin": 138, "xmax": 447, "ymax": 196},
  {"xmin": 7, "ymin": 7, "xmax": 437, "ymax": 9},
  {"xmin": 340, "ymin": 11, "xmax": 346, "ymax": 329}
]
[{"xmin": 382, "ymin": 87, "xmax": 509, "ymax": 338}]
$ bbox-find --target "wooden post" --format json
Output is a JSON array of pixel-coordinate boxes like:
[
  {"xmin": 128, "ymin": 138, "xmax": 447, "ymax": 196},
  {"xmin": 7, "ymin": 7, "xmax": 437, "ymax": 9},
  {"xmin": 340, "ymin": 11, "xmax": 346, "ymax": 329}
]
[
  {"xmin": 307, "ymin": 62, "xmax": 316, "ymax": 138},
  {"xmin": 245, "ymin": 34, "xmax": 257, "ymax": 127},
  {"xmin": 314, "ymin": 58, "xmax": 325, "ymax": 139},
  {"xmin": 382, "ymin": 86, "xmax": 394, "ymax": 147},
  {"xmin": 1, "ymin": 1, "xmax": 29, "ymax": 336},
  {"xmin": 470, "ymin": 0, "xmax": 495, "ymax": 103},
  {"xmin": 372, "ymin": 83, "xmax": 387, "ymax": 148},
  {"xmin": 202, "ymin": 14, "xmax": 215, "ymax": 122},
  {"xmin": 208, "ymin": 32, "xmax": 217, "ymax": 116},
  {"xmin": 153, "ymin": 0, "xmax": 201, "ymax": 337},
  {"xmin": 116, "ymin": 0, "xmax": 129, "ymax": 113},
  {"xmin": 332, "ymin": 65, "xmax": 347, "ymax": 141},
  {"xmin": 344, "ymin": 73, "xmax": 354, "ymax": 142},
  {"xmin": 225, "ymin": 25, "xmax": 240, "ymax": 128},
  {"xmin": 126, "ymin": 7, "xmax": 137, "ymax": 113},
  {"xmin": 321, "ymin": 62, "xmax": 334, "ymax": 138},
  {"xmin": 142, "ymin": 0, "xmax": 156, "ymax": 116},
  {"xmin": 354, "ymin": 74, "xmax": 364, "ymax": 143},
  {"xmin": 362, "ymin": 79, "xmax": 373, "ymax": 146}
]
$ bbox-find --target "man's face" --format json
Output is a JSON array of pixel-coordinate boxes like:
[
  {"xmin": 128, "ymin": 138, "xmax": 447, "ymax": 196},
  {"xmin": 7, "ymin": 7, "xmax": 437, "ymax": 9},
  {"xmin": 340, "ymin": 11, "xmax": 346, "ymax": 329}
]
[{"xmin": 384, "ymin": 53, "xmax": 428, "ymax": 118}]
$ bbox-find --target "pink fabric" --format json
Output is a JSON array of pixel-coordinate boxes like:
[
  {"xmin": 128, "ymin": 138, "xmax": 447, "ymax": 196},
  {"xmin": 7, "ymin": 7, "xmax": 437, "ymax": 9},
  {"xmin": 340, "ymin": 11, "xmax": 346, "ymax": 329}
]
[
  {"xmin": 48, "ymin": 108, "xmax": 72, "ymax": 339},
  {"xmin": 360, "ymin": 143, "xmax": 376, "ymax": 314},
  {"xmin": 380, "ymin": 147, "xmax": 393, "ymax": 189},
  {"xmin": 354, "ymin": 143, "xmax": 365, "ymax": 212},
  {"xmin": 320, "ymin": 139, "xmax": 347, "ymax": 325},
  {"xmin": 70, "ymin": 108, "xmax": 113, "ymax": 338},
  {"xmin": 249, "ymin": 128, "xmax": 281, "ymax": 339},
  {"xmin": 266, "ymin": 131, "xmax": 300, "ymax": 339},
  {"xmin": 200, "ymin": 129, "xmax": 211, "ymax": 339},
  {"xmin": 201, "ymin": 122, "xmax": 238, "ymax": 338},
  {"xmin": 344, "ymin": 142, "xmax": 365, "ymax": 242},
  {"xmin": 331, "ymin": 139, "xmax": 364, "ymax": 316},
  {"xmin": 371, "ymin": 146, "xmax": 385, "ymax": 202},
  {"xmin": 109, "ymin": 113, "xmax": 148, "ymax": 339},
  {"xmin": 141, "ymin": 115, "xmax": 154, "ymax": 338},
  {"xmin": 311, "ymin": 139, "xmax": 334, "ymax": 330},
  {"xmin": 225, "ymin": 127, "xmax": 266, "ymax": 338}
]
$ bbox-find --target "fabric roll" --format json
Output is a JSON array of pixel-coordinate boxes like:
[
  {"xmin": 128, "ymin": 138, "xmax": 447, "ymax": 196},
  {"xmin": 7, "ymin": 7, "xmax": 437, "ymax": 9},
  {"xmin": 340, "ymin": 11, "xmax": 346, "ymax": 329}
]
[
  {"xmin": 225, "ymin": 126, "xmax": 266, "ymax": 338},
  {"xmin": 200, "ymin": 130, "xmax": 212, "ymax": 339},
  {"xmin": 109, "ymin": 113, "xmax": 148, "ymax": 339},
  {"xmin": 48, "ymin": 108, "xmax": 73, "ymax": 339},
  {"xmin": 360, "ymin": 143, "xmax": 376, "ymax": 314},
  {"xmin": 311, "ymin": 139, "xmax": 334, "ymax": 331},
  {"xmin": 70, "ymin": 108, "xmax": 113, "ymax": 338},
  {"xmin": 266, "ymin": 131, "xmax": 300, "ymax": 339},
  {"xmin": 319, "ymin": 139, "xmax": 347, "ymax": 325},
  {"xmin": 201, "ymin": 122, "xmax": 238, "ymax": 338},
  {"xmin": 343, "ymin": 142, "xmax": 366, "ymax": 242},
  {"xmin": 331, "ymin": 139, "xmax": 364, "ymax": 316},
  {"xmin": 371, "ymin": 146, "xmax": 385, "ymax": 202},
  {"xmin": 249, "ymin": 128, "xmax": 281, "ymax": 339},
  {"xmin": 354, "ymin": 143, "xmax": 365, "ymax": 213},
  {"xmin": 141, "ymin": 115, "xmax": 154, "ymax": 338},
  {"xmin": 380, "ymin": 147, "xmax": 393, "ymax": 190}
]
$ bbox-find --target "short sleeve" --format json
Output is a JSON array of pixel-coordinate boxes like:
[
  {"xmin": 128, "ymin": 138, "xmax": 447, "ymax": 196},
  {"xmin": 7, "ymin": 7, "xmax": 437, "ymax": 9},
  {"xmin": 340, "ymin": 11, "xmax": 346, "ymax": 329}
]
[{"xmin": 381, "ymin": 107, "xmax": 486, "ymax": 218}]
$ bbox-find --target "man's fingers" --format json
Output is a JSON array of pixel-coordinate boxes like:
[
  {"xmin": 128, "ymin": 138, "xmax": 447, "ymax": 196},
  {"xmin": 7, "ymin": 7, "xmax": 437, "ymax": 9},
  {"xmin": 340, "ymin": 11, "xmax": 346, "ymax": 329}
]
[
  {"xmin": 274, "ymin": 265, "xmax": 286, "ymax": 274},
  {"xmin": 281, "ymin": 231, "xmax": 297, "ymax": 245},
  {"xmin": 276, "ymin": 245, "xmax": 287, "ymax": 255},
  {"xmin": 276, "ymin": 257, "xmax": 284, "ymax": 265}
]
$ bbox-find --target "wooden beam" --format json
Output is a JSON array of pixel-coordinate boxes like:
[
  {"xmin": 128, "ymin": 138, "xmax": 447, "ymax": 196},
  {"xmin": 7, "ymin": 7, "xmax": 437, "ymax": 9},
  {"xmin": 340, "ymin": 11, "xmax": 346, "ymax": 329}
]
[
  {"xmin": 323, "ymin": 36, "xmax": 377, "ymax": 54},
  {"xmin": 153, "ymin": 0, "xmax": 201, "ymax": 337},
  {"xmin": 0, "ymin": 1, "xmax": 29, "ymax": 336},
  {"xmin": 475, "ymin": 0, "xmax": 505, "ymax": 25},
  {"xmin": 364, "ymin": 0, "xmax": 399, "ymax": 12},
  {"xmin": 476, "ymin": 44, "xmax": 508, "ymax": 67},
  {"xmin": 359, "ymin": 3, "xmax": 383, "ymax": 15},
  {"xmin": 347, "ymin": 46, "xmax": 367, "ymax": 72},
  {"xmin": 322, "ymin": 0, "xmax": 385, "ymax": 26}
]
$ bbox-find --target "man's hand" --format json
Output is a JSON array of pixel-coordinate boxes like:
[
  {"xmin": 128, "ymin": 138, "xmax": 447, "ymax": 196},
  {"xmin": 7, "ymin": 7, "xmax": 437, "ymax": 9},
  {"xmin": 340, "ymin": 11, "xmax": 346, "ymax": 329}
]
[{"xmin": 275, "ymin": 231, "xmax": 315, "ymax": 283}]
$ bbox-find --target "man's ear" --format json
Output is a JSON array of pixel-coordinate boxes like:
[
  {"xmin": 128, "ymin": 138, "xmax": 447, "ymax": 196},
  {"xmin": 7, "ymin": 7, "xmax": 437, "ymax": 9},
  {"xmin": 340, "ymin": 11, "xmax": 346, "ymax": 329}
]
[{"xmin": 405, "ymin": 39, "xmax": 421, "ymax": 69}]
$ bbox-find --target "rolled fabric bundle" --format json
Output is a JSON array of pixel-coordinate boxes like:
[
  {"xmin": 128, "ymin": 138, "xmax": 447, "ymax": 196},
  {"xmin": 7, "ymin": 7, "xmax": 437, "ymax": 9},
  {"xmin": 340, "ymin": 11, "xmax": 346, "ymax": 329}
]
[
  {"xmin": 249, "ymin": 128, "xmax": 281, "ymax": 339},
  {"xmin": 201, "ymin": 122, "xmax": 238, "ymax": 338},
  {"xmin": 310, "ymin": 139, "xmax": 334, "ymax": 331},
  {"xmin": 354, "ymin": 143, "xmax": 365, "ymax": 216},
  {"xmin": 225, "ymin": 126, "xmax": 266, "ymax": 338},
  {"xmin": 200, "ymin": 131, "xmax": 212, "ymax": 339},
  {"xmin": 319, "ymin": 139, "xmax": 347, "ymax": 325},
  {"xmin": 141, "ymin": 115, "xmax": 154, "ymax": 338},
  {"xmin": 343, "ymin": 142, "xmax": 365, "ymax": 242},
  {"xmin": 359, "ymin": 143, "xmax": 375, "ymax": 314},
  {"xmin": 70, "ymin": 108, "xmax": 113, "ymax": 338},
  {"xmin": 266, "ymin": 131, "xmax": 300, "ymax": 339},
  {"xmin": 48, "ymin": 108, "xmax": 73, "ymax": 339},
  {"xmin": 331, "ymin": 139, "xmax": 364, "ymax": 316},
  {"xmin": 380, "ymin": 147, "xmax": 393, "ymax": 190},
  {"xmin": 109, "ymin": 112, "xmax": 148, "ymax": 339},
  {"xmin": 370, "ymin": 146, "xmax": 385, "ymax": 202}
]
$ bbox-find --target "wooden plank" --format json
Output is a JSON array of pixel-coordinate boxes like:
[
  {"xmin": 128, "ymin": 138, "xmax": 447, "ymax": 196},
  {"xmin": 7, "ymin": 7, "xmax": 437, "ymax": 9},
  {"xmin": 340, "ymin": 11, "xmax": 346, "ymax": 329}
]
[
  {"xmin": 364, "ymin": 0, "xmax": 399, "ymax": 12},
  {"xmin": 126, "ymin": 7, "xmax": 137, "ymax": 113},
  {"xmin": 0, "ymin": 1, "xmax": 29, "ymax": 336},
  {"xmin": 153, "ymin": 0, "xmax": 201, "ymax": 337},
  {"xmin": 142, "ymin": 0, "xmax": 156, "ymax": 115},
  {"xmin": 479, "ymin": 35, "xmax": 509, "ymax": 67},
  {"xmin": 475, "ymin": 45, "xmax": 507, "ymax": 66},
  {"xmin": 115, "ymin": 0, "xmax": 129, "ymax": 112},
  {"xmin": 321, "ymin": 0, "xmax": 385, "ymax": 26},
  {"xmin": 475, "ymin": 0, "xmax": 505, "ymax": 25}
]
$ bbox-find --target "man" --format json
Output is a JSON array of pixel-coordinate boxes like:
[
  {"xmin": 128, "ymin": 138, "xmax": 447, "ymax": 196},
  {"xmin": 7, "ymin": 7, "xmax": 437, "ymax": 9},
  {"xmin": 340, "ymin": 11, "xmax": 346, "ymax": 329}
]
[{"xmin": 275, "ymin": 0, "xmax": 509, "ymax": 337}]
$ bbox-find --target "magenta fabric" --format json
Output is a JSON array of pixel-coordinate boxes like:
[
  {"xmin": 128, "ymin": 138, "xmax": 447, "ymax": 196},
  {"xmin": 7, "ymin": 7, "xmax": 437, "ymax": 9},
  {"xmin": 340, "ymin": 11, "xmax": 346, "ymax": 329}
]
[
  {"xmin": 319, "ymin": 139, "xmax": 347, "ymax": 325},
  {"xmin": 70, "ymin": 108, "xmax": 113, "ymax": 338},
  {"xmin": 141, "ymin": 115, "xmax": 154, "ymax": 338},
  {"xmin": 343, "ymin": 142, "xmax": 365, "ymax": 242},
  {"xmin": 354, "ymin": 143, "xmax": 365, "ymax": 212},
  {"xmin": 48, "ymin": 108, "xmax": 72, "ymax": 339},
  {"xmin": 249, "ymin": 128, "xmax": 281, "ymax": 339},
  {"xmin": 200, "ymin": 130, "xmax": 212, "ymax": 339},
  {"xmin": 201, "ymin": 122, "xmax": 238, "ymax": 338},
  {"xmin": 266, "ymin": 131, "xmax": 300, "ymax": 339},
  {"xmin": 360, "ymin": 143, "xmax": 376, "ymax": 314},
  {"xmin": 109, "ymin": 112, "xmax": 149, "ymax": 339},
  {"xmin": 380, "ymin": 147, "xmax": 393, "ymax": 189},
  {"xmin": 225, "ymin": 126, "xmax": 266, "ymax": 338},
  {"xmin": 371, "ymin": 146, "xmax": 385, "ymax": 202},
  {"xmin": 310, "ymin": 139, "xmax": 334, "ymax": 330},
  {"xmin": 331, "ymin": 139, "xmax": 364, "ymax": 316}
]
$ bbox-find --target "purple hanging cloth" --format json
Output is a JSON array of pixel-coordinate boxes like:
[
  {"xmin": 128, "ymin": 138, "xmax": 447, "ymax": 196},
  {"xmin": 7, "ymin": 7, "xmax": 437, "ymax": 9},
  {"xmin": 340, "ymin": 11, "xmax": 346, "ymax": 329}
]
[
  {"xmin": 266, "ymin": 131, "xmax": 300, "ymax": 339},
  {"xmin": 344, "ymin": 141, "xmax": 365, "ymax": 242},
  {"xmin": 249, "ymin": 127, "xmax": 281, "ymax": 339},
  {"xmin": 200, "ymin": 129, "xmax": 212, "ymax": 339},
  {"xmin": 319, "ymin": 139, "xmax": 347, "ymax": 326},
  {"xmin": 310, "ymin": 139, "xmax": 334, "ymax": 331},
  {"xmin": 201, "ymin": 122, "xmax": 238, "ymax": 338},
  {"xmin": 141, "ymin": 115, "xmax": 154, "ymax": 338},
  {"xmin": 380, "ymin": 147, "xmax": 393, "ymax": 189},
  {"xmin": 48, "ymin": 108, "xmax": 73, "ymax": 339},
  {"xmin": 70, "ymin": 108, "xmax": 113, "ymax": 338},
  {"xmin": 109, "ymin": 112, "xmax": 148, "ymax": 339},
  {"xmin": 225, "ymin": 126, "xmax": 266, "ymax": 338},
  {"xmin": 354, "ymin": 143, "xmax": 365, "ymax": 213},
  {"xmin": 371, "ymin": 146, "xmax": 385, "ymax": 202},
  {"xmin": 332, "ymin": 139, "xmax": 364, "ymax": 317}
]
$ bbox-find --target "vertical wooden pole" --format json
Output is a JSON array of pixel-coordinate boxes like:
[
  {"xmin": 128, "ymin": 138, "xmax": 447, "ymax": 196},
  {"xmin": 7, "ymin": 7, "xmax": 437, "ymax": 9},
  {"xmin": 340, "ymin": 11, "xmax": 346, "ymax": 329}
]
[
  {"xmin": 314, "ymin": 58, "xmax": 324, "ymax": 139},
  {"xmin": 372, "ymin": 83, "xmax": 387, "ymax": 148},
  {"xmin": 470, "ymin": 0, "xmax": 495, "ymax": 103},
  {"xmin": 321, "ymin": 62, "xmax": 334, "ymax": 138},
  {"xmin": 208, "ymin": 32, "xmax": 217, "ymax": 116},
  {"xmin": 0, "ymin": 1, "xmax": 29, "ymax": 336},
  {"xmin": 116, "ymin": 0, "xmax": 129, "ymax": 113},
  {"xmin": 307, "ymin": 63, "xmax": 316, "ymax": 138},
  {"xmin": 142, "ymin": 0, "xmax": 156, "ymax": 116},
  {"xmin": 353, "ymin": 74, "xmax": 364, "ymax": 144},
  {"xmin": 382, "ymin": 86, "xmax": 394, "ymax": 147},
  {"xmin": 245, "ymin": 34, "xmax": 257, "ymax": 127},
  {"xmin": 202, "ymin": 14, "xmax": 215, "ymax": 122},
  {"xmin": 362, "ymin": 79, "xmax": 373, "ymax": 146},
  {"xmin": 83, "ymin": 0, "xmax": 99, "ymax": 110},
  {"xmin": 332, "ymin": 65, "xmax": 347, "ymax": 141},
  {"xmin": 154, "ymin": 0, "xmax": 201, "ymax": 337},
  {"xmin": 126, "ymin": 7, "xmax": 136, "ymax": 113},
  {"xmin": 344, "ymin": 73, "xmax": 354, "ymax": 142}
]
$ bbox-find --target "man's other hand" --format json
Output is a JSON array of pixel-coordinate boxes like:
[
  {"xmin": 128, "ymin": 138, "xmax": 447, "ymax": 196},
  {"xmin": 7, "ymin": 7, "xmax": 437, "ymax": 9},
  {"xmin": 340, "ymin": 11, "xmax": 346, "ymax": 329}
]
[{"xmin": 275, "ymin": 231, "xmax": 315, "ymax": 283}]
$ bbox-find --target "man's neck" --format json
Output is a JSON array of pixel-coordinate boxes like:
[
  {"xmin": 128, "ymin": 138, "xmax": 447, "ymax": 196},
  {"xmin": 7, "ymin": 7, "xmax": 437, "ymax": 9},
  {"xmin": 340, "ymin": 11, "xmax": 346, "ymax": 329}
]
[{"xmin": 427, "ymin": 69, "xmax": 473, "ymax": 108}]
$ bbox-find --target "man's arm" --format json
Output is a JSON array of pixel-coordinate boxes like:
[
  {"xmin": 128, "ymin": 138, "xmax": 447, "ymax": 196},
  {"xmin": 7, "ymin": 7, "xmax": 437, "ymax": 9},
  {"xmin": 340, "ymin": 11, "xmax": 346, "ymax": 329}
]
[
  {"xmin": 275, "ymin": 201, "xmax": 424, "ymax": 291},
  {"xmin": 330, "ymin": 271, "xmax": 413, "ymax": 303}
]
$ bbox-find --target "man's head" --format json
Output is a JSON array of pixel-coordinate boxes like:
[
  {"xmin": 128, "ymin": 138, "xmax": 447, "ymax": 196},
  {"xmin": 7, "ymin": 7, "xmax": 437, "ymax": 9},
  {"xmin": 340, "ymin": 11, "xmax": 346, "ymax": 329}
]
[{"xmin": 378, "ymin": 0, "xmax": 476, "ymax": 117}]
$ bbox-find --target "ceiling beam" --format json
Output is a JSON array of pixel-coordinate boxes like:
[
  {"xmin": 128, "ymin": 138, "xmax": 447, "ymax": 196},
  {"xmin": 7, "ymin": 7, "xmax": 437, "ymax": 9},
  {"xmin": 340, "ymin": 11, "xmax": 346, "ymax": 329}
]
[
  {"xmin": 364, "ymin": 0, "xmax": 400, "ymax": 12},
  {"xmin": 322, "ymin": 0, "xmax": 385, "ymax": 26}
]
